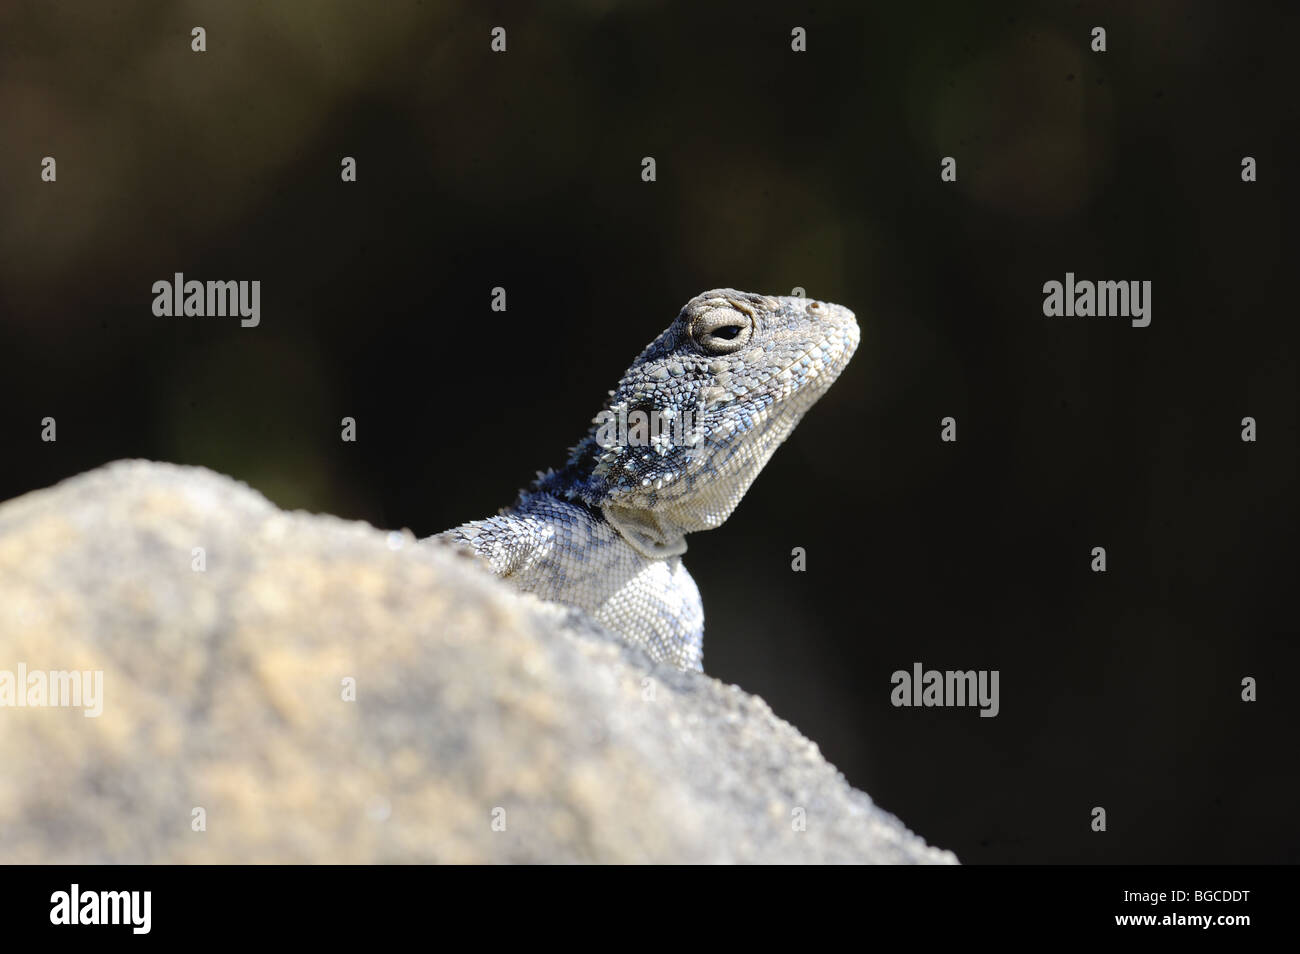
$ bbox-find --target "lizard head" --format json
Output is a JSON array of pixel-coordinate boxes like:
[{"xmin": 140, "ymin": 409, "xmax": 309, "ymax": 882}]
[{"xmin": 569, "ymin": 288, "xmax": 859, "ymax": 557}]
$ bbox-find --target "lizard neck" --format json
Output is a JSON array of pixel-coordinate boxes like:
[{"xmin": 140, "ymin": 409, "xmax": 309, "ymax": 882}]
[
  {"xmin": 528, "ymin": 437, "xmax": 689, "ymax": 559},
  {"xmin": 601, "ymin": 503, "xmax": 688, "ymax": 559}
]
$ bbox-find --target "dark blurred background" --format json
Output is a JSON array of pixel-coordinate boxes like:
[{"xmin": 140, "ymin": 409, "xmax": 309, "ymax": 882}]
[{"xmin": 2, "ymin": 0, "xmax": 1296, "ymax": 863}]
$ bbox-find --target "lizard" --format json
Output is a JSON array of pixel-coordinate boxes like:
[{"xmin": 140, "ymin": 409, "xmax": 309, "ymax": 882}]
[{"xmin": 436, "ymin": 288, "xmax": 859, "ymax": 671}]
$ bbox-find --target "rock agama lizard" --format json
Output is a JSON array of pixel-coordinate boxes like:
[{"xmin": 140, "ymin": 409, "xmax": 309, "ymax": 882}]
[{"xmin": 437, "ymin": 289, "xmax": 859, "ymax": 671}]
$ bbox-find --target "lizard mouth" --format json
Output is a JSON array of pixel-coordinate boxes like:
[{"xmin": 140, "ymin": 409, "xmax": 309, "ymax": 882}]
[
  {"xmin": 752, "ymin": 325, "xmax": 860, "ymax": 405},
  {"xmin": 678, "ymin": 323, "xmax": 858, "ymax": 459}
]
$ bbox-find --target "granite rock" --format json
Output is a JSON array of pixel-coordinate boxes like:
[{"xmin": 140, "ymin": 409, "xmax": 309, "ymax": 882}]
[{"xmin": 0, "ymin": 461, "xmax": 955, "ymax": 864}]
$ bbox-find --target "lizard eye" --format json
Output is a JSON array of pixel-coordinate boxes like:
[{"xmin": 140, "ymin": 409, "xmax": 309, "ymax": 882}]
[{"xmin": 691, "ymin": 308, "xmax": 754, "ymax": 355}]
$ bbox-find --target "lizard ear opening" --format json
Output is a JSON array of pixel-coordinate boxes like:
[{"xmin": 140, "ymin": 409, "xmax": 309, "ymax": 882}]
[{"xmin": 601, "ymin": 503, "xmax": 688, "ymax": 559}]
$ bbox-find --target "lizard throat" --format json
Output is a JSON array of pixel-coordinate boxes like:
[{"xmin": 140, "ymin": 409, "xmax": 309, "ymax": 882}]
[{"xmin": 601, "ymin": 503, "xmax": 689, "ymax": 558}]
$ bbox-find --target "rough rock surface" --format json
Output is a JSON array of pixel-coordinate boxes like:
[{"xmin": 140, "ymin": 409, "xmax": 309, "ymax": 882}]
[{"xmin": 0, "ymin": 461, "xmax": 955, "ymax": 864}]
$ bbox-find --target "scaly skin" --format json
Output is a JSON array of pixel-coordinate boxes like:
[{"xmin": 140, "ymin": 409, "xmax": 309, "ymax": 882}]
[{"xmin": 438, "ymin": 289, "xmax": 859, "ymax": 670}]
